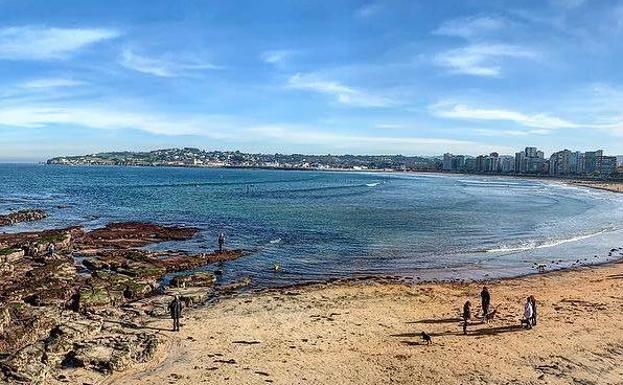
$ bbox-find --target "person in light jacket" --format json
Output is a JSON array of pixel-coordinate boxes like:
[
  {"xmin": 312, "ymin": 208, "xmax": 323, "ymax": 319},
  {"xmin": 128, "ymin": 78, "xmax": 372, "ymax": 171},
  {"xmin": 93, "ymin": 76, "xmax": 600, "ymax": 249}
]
[{"xmin": 522, "ymin": 297, "xmax": 533, "ymax": 329}]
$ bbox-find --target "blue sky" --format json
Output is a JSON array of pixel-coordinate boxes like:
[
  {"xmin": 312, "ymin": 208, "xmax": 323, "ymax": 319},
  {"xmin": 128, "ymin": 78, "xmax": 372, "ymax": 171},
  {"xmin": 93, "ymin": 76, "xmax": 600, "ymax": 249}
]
[{"xmin": 1, "ymin": 0, "xmax": 623, "ymax": 161}]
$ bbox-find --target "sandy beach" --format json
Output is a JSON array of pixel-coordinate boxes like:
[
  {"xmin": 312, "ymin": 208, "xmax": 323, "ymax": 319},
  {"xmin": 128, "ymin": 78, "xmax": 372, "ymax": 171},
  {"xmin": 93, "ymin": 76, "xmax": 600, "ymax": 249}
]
[
  {"xmin": 54, "ymin": 260, "xmax": 623, "ymax": 385},
  {"xmin": 568, "ymin": 180, "xmax": 623, "ymax": 194}
]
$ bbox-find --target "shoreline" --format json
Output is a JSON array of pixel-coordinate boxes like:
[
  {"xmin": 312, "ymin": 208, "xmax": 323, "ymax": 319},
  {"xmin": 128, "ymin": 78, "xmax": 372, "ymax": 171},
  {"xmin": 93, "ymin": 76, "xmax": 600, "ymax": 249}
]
[
  {"xmin": 35, "ymin": 163, "xmax": 623, "ymax": 188},
  {"xmin": 2, "ymin": 215, "xmax": 623, "ymax": 383},
  {"xmin": 70, "ymin": 254, "xmax": 623, "ymax": 385}
]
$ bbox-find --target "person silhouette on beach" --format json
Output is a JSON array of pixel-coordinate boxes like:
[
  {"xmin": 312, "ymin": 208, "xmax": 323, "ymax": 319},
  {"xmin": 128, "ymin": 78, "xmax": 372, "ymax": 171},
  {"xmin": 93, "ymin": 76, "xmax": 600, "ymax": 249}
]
[
  {"xmin": 522, "ymin": 297, "xmax": 533, "ymax": 329},
  {"xmin": 462, "ymin": 300, "xmax": 471, "ymax": 335},
  {"xmin": 218, "ymin": 232, "xmax": 225, "ymax": 253},
  {"xmin": 480, "ymin": 286, "xmax": 490, "ymax": 318},
  {"xmin": 529, "ymin": 295, "xmax": 537, "ymax": 326},
  {"xmin": 169, "ymin": 295, "xmax": 183, "ymax": 332}
]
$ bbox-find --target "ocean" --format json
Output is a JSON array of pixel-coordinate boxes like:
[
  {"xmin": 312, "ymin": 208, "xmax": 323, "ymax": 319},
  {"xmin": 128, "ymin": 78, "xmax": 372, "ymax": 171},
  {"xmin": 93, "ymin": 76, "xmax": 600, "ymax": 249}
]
[{"xmin": 2, "ymin": 163, "xmax": 623, "ymax": 287}]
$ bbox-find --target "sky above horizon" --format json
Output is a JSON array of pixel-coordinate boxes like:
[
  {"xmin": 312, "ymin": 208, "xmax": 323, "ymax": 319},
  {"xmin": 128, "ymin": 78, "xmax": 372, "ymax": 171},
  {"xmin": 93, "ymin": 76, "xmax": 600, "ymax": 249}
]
[{"xmin": 1, "ymin": 0, "xmax": 623, "ymax": 161}]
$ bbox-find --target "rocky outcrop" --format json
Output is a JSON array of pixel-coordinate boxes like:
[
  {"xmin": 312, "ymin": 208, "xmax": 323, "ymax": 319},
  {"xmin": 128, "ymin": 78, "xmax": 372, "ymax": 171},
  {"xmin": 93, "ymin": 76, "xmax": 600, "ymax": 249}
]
[
  {"xmin": 0, "ymin": 210, "xmax": 47, "ymax": 227},
  {"xmin": 0, "ymin": 248, "xmax": 24, "ymax": 264},
  {"xmin": 74, "ymin": 222, "xmax": 198, "ymax": 250},
  {"xmin": 61, "ymin": 332, "xmax": 159, "ymax": 374},
  {"xmin": 0, "ymin": 220, "xmax": 250, "ymax": 384}
]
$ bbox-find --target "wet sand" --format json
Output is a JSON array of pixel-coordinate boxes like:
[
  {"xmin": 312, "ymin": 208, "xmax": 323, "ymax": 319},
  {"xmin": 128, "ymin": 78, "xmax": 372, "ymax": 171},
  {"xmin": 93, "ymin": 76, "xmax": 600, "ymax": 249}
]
[
  {"xmin": 568, "ymin": 180, "xmax": 623, "ymax": 194},
  {"xmin": 62, "ymin": 260, "xmax": 623, "ymax": 385}
]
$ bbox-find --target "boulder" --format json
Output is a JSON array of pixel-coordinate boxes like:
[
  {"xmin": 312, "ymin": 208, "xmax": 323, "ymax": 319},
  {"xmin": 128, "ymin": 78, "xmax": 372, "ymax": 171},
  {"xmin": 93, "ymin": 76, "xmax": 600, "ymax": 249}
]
[
  {"xmin": 0, "ymin": 248, "xmax": 25, "ymax": 263},
  {"xmin": 62, "ymin": 333, "xmax": 159, "ymax": 374}
]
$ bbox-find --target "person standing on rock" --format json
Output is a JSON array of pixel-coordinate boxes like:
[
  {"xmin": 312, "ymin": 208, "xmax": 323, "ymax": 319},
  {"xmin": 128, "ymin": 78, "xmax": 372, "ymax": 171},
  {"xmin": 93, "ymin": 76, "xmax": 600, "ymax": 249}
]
[
  {"xmin": 169, "ymin": 295, "xmax": 183, "ymax": 332},
  {"xmin": 480, "ymin": 286, "xmax": 491, "ymax": 318},
  {"xmin": 47, "ymin": 243, "xmax": 55, "ymax": 257},
  {"xmin": 218, "ymin": 232, "xmax": 225, "ymax": 253}
]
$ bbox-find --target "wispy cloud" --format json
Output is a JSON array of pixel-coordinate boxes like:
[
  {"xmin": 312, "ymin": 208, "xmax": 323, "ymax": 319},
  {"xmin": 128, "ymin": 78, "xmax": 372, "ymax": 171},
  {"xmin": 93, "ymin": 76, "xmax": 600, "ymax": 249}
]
[
  {"xmin": 431, "ymin": 102, "xmax": 578, "ymax": 129},
  {"xmin": 120, "ymin": 49, "xmax": 222, "ymax": 77},
  {"xmin": 248, "ymin": 125, "xmax": 511, "ymax": 155},
  {"xmin": 0, "ymin": 104, "xmax": 231, "ymax": 137},
  {"xmin": 474, "ymin": 128, "xmax": 551, "ymax": 137},
  {"xmin": 261, "ymin": 49, "xmax": 294, "ymax": 65},
  {"xmin": 549, "ymin": 0, "xmax": 587, "ymax": 10},
  {"xmin": 434, "ymin": 15, "xmax": 508, "ymax": 39},
  {"xmin": 19, "ymin": 78, "xmax": 85, "ymax": 89},
  {"xmin": 0, "ymin": 26, "xmax": 119, "ymax": 60},
  {"xmin": 0, "ymin": 101, "xmax": 507, "ymax": 155},
  {"xmin": 355, "ymin": 3, "xmax": 383, "ymax": 19},
  {"xmin": 434, "ymin": 43, "xmax": 538, "ymax": 77},
  {"xmin": 286, "ymin": 73, "xmax": 397, "ymax": 108}
]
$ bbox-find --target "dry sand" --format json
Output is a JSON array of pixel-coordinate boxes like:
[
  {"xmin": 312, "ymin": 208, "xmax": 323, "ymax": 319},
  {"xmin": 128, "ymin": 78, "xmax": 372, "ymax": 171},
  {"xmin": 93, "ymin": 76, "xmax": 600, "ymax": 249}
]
[{"xmin": 65, "ymin": 262, "xmax": 623, "ymax": 385}]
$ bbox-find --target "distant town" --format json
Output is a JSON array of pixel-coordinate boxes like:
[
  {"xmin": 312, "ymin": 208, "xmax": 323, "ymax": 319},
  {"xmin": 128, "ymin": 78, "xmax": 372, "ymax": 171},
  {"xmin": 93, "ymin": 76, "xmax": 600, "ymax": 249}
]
[{"xmin": 47, "ymin": 147, "xmax": 623, "ymax": 179}]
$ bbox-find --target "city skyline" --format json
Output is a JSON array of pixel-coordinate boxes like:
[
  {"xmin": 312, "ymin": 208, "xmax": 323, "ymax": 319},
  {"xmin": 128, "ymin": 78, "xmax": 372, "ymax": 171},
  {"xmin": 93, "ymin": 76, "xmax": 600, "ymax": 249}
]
[
  {"xmin": 47, "ymin": 144, "xmax": 623, "ymax": 177},
  {"xmin": 2, "ymin": 0, "xmax": 623, "ymax": 161}
]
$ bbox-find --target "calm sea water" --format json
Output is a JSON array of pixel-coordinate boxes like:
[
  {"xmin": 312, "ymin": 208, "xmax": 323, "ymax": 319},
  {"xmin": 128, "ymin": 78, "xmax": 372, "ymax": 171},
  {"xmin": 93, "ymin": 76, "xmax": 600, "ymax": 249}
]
[{"xmin": 2, "ymin": 164, "xmax": 623, "ymax": 287}]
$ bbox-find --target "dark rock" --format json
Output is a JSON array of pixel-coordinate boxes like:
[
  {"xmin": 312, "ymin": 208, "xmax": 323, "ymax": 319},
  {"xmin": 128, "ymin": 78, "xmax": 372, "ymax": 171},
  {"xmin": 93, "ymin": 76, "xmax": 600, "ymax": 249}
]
[
  {"xmin": 0, "ymin": 209, "xmax": 47, "ymax": 227},
  {"xmin": 74, "ymin": 222, "xmax": 198, "ymax": 250}
]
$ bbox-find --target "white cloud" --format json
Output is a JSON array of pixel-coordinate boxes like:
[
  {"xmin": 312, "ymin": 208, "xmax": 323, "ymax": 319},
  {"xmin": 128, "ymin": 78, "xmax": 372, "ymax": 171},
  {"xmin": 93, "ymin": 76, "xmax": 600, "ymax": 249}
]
[
  {"xmin": 434, "ymin": 16, "xmax": 508, "ymax": 39},
  {"xmin": 286, "ymin": 73, "xmax": 397, "ymax": 108},
  {"xmin": 434, "ymin": 43, "xmax": 538, "ymax": 77},
  {"xmin": 0, "ymin": 102, "xmax": 510, "ymax": 155},
  {"xmin": 120, "ymin": 49, "xmax": 222, "ymax": 77},
  {"xmin": 0, "ymin": 26, "xmax": 119, "ymax": 60},
  {"xmin": 261, "ymin": 49, "xmax": 296, "ymax": 65},
  {"xmin": 474, "ymin": 128, "xmax": 551, "ymax": 137},
  {"xmin": 19, "ymin": 78, "xmax": 85, "ymax": 89},
  {"xmin": 248, "ymin": 125, "xmax": 511, "ymax": 155},
  {"xmin": 0, "ymin": 104, "xmax": 231, "ymax": 138},
  {"xmin": 431, "ymin": 102, "xmax": 579, "ymax": 129}
]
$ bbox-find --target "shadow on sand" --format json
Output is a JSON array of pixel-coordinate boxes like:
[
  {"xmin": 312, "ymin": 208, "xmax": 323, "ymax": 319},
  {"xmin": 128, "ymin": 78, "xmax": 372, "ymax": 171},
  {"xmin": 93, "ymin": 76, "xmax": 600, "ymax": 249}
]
[
  {"xmin": 105, "ymin": 318, "xmax": 172, "ymax": 332},
  {"xmin": 407, "ymin": 317, "xmax": 462, "ymax": 324},
  {"xmin": 392, "ymin": 323, "xmax": 526, "ymax": 341}
]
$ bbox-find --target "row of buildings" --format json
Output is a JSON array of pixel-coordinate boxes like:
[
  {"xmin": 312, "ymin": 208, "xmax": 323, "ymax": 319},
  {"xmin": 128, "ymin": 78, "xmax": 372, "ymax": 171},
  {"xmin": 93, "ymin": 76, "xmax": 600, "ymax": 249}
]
[{"xmin": 442, "ymin": 147, "xmax": 621, "ymax": 177}]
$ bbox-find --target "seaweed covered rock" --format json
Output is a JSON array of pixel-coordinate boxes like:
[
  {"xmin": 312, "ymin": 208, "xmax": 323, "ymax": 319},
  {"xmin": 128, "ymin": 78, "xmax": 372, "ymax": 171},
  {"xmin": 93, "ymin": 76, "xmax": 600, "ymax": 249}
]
[{"xmin": 78, "ymin": 272, "xmax": 155, "ymax": 310}]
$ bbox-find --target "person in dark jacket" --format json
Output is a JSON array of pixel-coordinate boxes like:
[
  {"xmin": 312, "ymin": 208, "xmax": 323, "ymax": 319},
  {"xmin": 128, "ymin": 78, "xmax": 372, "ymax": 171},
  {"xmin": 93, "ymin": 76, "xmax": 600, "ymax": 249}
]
[
  {"xmin": 462, "ymin": 300, "xmax": 471, "ymax": 335},
  {"xmin": 480, "ymin": 286, "xmax": 491, "ymax": 318},
  {"xmin": 218, "ymin": 232, "xmax": 225, "ymax": 253},
  {"xmin": 169, "ymin": 295, "xmax": 183, "ymax": 331},
  {"xmin": 529, "ymin": 295, "xmax": 537, "ymax": 326}
]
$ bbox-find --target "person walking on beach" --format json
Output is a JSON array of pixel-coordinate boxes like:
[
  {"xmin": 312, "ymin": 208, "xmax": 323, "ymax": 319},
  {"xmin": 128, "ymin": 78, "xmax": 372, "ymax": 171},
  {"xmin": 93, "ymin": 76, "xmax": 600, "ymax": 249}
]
[
  {"xmin": 462, "ymin": 300, "xmax": 471, "ymax": 335},
  {"xmin": 529, "ymin": 295, "xmax": 537, "ymax": 326},
  {"xmin": 169, "ymin": 295, "xmax": 183, "ymax": 332},
  {"xmin": 218, "ymin": 232, "xmax": 225, "ymax": 253},
  {"xmin": 480, "ymin": 286, "xmax": 491, "ymax": 318},
  {"xmin": 522, "ymin": 297, "xmax": 533, "ymax": 329}
]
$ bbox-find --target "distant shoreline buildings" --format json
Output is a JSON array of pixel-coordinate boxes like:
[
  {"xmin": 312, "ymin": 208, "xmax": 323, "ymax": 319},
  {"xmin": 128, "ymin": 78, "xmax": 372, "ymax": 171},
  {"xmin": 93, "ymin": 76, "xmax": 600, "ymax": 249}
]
[
  {"xmin": 47, "ymin": 146, "xmax": 623, "ymax": 179},
  {"xmin": 443, "ymin": 147, "xmax": 621, "ymax": 178}
]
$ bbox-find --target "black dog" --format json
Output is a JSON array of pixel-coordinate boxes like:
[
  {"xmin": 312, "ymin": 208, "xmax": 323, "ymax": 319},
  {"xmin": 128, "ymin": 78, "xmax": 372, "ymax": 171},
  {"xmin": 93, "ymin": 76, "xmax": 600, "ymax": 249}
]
[
  {"xmin": 421, "ymin": 331, "xmax": 432, "ymax": 345},
  {"xmin": 483, "ymin": 308, "xmax": 497, "ymax": 323}
]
